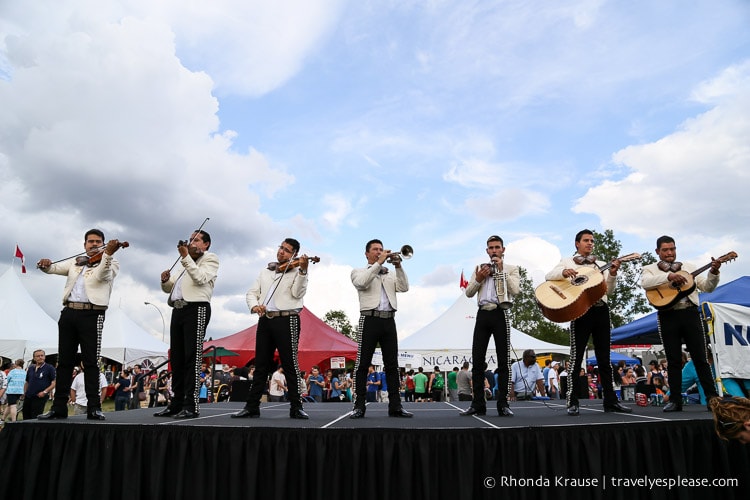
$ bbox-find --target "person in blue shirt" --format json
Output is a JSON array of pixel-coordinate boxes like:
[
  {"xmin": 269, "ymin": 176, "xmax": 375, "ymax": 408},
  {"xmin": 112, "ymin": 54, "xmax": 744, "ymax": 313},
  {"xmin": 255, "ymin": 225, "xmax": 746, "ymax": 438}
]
[
  {"xmin": 366, "ymin": 365, "xmax": 380, "ymax": 402},
  {"xmin": 307, "ymin": 366, "xmax": 325, "ymax": 402}
]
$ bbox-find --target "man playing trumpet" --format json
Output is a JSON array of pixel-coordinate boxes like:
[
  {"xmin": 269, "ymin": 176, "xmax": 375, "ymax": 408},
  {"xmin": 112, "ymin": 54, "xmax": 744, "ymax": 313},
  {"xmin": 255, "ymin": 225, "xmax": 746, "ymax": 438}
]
[{"xmin": 461, "ymin": 235, "xmax": 520, "ymax": 417}]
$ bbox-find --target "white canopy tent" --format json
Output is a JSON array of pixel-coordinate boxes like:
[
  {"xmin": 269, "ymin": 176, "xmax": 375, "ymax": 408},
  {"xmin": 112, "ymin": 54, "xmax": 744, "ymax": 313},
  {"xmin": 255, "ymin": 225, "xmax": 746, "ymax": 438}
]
[
  {"xmin": 0, "ymin": 268, "xmax": 59, "ymax": 361},
  {"xmin": 397, "ymin": 294, "xmax": 569, "ymax": 370},
  {"xmin": 100, "ymin": 307, "xmax": 169, "ymax": 366}
]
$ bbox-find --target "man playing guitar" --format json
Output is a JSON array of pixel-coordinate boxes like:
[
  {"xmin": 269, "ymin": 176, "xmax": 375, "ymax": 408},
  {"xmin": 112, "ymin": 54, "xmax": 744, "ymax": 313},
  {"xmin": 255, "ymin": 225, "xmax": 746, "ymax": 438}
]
[
  {"xmin": 641, "ymin": 235, "xmax": 722, "ymax": 412},
  {"xmin": 545, "ymin": 229, "xmax": 631, "ymax": 416}
]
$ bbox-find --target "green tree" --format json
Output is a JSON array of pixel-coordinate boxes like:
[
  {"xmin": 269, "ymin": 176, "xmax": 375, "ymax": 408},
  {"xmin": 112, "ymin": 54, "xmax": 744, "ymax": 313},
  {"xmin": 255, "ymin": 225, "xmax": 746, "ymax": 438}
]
[
  {"xmin": 324, "ymin": 310, "xmax": 356, "ymax": 340},
  {"xmin": 510, "ymin": 267, "xmax": 570, "ymax": 346},
  {"xmin": 592, "ymin": 229, "xmax": 655, "ymax": 328}
]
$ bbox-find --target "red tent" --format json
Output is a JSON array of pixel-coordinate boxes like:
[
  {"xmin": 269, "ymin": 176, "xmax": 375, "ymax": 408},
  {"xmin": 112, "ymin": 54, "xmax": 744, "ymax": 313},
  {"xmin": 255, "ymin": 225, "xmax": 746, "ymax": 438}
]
[{"xmin": 204, "ymin": 307, "xmax": 358, "ymax": 373}]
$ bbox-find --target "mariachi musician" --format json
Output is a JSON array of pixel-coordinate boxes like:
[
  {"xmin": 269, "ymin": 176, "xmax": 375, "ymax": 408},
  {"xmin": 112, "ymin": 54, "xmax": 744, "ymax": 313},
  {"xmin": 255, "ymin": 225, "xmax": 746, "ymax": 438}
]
[
  {"xmin": 460, "ymin": 235, "xmax": 520, "ymax": 417},
  {"xmin": 36, "ymin": 229, "xmax": 124, "ymax": 421},
  {"xmin": 641, "ymin": 235, "xmax": 721, "ymax": 412},
  {"xmin": 545, "ymin": 229, "xmax": 631, "ymax": 416},
  {"xmin": 154, "ymin": 229, "xmax": 219, "ymax": 419}
]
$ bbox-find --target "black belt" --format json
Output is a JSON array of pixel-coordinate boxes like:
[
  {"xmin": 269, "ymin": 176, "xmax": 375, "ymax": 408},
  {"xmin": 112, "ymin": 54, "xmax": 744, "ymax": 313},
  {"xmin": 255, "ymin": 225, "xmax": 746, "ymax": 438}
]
[
  {"xmin": 66, "ymin": 302, "xmax": 107, "ymax": 311},
  {"xmin": 171, "ymin": 300, "xmax": 209, "ymax": 309},
  {"xmin": 264, "ymin": 310, "xmax": 299, "ymax": 319},
  {"xmin": 361, "ymin": 310, "xmax": 395, "ymax": 319}
]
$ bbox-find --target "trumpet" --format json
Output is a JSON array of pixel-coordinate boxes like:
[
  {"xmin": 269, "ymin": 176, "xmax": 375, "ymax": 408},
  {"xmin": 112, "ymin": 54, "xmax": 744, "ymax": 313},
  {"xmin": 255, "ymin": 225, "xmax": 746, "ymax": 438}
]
[
  {"xmin": 489, "ymin": 262, "xmax": 512, "ymax": 310},
  {"xmin": 386, "ymin": 244, "xmax": 414, "ymax": 263}
]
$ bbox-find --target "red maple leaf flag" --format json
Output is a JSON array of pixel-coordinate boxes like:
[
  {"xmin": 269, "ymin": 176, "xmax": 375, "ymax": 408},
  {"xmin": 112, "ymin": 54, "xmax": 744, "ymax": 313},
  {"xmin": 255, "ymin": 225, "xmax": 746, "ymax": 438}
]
[
  {"xmin": 459, "ymin": 270, "xmax": 468, "ymax": 290},
  {"xmin": 14, "ymin": 244, "xmax": 26, "ymax": 273}
]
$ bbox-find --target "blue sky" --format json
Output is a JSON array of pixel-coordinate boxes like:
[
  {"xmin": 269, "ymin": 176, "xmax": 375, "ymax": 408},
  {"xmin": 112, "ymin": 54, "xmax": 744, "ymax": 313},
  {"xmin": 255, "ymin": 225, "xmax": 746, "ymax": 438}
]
[{"xmin": 1, "ymin": 1, "xmax": 749, "ymax": 342}]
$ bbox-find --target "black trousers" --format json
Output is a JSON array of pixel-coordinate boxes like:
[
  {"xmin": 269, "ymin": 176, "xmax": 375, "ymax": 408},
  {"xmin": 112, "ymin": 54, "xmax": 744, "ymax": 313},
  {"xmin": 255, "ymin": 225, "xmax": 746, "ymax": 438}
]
[
  {"xmin": 470, "ymin": 308, "xmax": 510, "ymax": 410},
  {"xmin": 23, "ymin": 396, "xmax": 48, "ymax": 420},
  {"xmin": 245, "ymin": 315, "xmax": 303, "ymax": 411},
  {"xmin": 658, "ymin": 306, "xmax": 718, "ymax": 402},
  {"xmin": 353, "ymin": 315, "xmax": 402, "ymax": 411},
  {"xmin": 169, "ymin": 302, "xmax": 210, "ymax": 414},
  {"xmin": 567, "ymin": 304, "xmax": 617, "ymax": 407},
  {"xmin": 53, "ymin": 308, "xmax": 105, "ymax": 414}
]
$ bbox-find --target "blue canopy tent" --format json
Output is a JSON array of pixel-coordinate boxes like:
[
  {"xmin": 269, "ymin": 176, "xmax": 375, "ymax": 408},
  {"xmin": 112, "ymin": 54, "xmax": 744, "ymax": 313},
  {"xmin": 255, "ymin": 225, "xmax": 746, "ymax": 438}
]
[
  {"xmin": 611, "ymin": 276, "xmax": 750, "ymax": 345},
  {"xmin": 586, "ymin": 351, "xmax": 639, "ymax": 366}
]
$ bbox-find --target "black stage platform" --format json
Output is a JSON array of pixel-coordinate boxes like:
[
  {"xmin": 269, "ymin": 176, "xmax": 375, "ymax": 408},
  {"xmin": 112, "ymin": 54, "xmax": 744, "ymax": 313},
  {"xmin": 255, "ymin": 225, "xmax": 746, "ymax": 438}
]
[{"xmin": 1, "ymin": 400, "xmax": 748, "ymax": 500}]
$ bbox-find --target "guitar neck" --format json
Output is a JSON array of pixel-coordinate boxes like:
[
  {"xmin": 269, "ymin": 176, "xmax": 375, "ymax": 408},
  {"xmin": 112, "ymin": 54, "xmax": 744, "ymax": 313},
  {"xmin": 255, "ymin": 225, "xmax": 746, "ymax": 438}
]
[
  {"xmin": 598, "ymin": 253, "xmax": 640, "ymax": 272},
  {"xmin": 689, "ymin": 262, "xmax": 714, "ymax": 278}
]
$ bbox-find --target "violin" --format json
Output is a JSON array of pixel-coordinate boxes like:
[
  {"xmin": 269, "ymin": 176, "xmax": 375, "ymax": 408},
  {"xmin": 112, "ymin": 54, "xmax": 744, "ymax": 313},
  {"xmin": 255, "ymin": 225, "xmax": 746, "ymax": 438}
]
[
  {"xmin": 277, "ymin": 256, "xmax": 320, "ymax": 272},
  {"xmin": 76, "ymin": 241, "xmax": 130, "ymax": 266}
]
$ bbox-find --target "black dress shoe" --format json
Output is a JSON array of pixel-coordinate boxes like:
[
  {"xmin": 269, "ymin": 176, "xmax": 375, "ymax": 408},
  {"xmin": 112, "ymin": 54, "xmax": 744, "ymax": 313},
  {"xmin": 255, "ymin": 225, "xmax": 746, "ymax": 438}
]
[
  {"xmin": 498, "ymin": 406, "xmax": 514, "ymax": 417},
  {"xmin": 662, "ymin": 402, "xmax": 682, "ymax": 413},
  {"xmin": 604, "ymin": 402, "xmax": 632, "ymax": 414},
  {"xmin": 290, "ymin": 408, "xmax": 309, "ymax": 420},
  {"xmin": 349, "ymin": 408, "xmax": 366, "ymax": 419},
  {"xmin": 154, "ymin": 407, "xmax": 180, "ymax": 417},
  {"xmin": 173, "ymin": 409, "xmax": 199, "ymax": 419},
  {"xmin": 459, "ymin": 407, "xmax": 486, "ymax": 416},
  {"xmin": 37, "ymin": 410, "xmax": 67, "ymax": 420},
  {"xmin": 567, "ymin": 405, "xmax": 580, "ymax": 416},
  {"xmin": 388, "ymin": 407, "xmax": 413, "ymax": 418},
  {"xmin": 231, "ymin": 408, "xmax": 260, "ymax": 418},
  {"xmin": 87, "ymin": 410, "xmax": 106, "ymax": 420}
]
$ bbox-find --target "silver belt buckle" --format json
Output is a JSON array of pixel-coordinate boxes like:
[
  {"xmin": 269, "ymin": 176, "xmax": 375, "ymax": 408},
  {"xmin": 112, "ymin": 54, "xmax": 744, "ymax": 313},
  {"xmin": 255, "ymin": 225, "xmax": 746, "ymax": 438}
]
[{"xmin": 173, "ymin": 299, "xmax": 187, "ymax": 309}]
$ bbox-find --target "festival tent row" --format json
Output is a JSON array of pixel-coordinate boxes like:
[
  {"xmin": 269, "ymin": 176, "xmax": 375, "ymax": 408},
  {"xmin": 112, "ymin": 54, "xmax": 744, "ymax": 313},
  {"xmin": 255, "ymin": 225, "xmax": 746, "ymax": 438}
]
[
  {"xmin": 203, "ymin": 307, "xmax": 359, "ymax": 372},
  {"xmin": 611, "ymin": 276, "xmax": 750, "ymax": 382},
  {"xmin": 0, "ymin": 268, "xmax": 168, "ymax": 365},
  {"xmin": 397, "ymin": 294, "xmax": 569, "ymax": 371}
]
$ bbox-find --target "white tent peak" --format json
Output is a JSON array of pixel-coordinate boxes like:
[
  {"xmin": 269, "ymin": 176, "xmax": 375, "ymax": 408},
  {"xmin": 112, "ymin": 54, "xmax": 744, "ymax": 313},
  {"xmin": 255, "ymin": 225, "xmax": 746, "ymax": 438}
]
[
  {"xmin": 399, "ymin": 293, "xmax": 568, "ymax": 369},
  {"xmin": 0, "ymin": 267, "xmax": 58, "ymax": 361}
]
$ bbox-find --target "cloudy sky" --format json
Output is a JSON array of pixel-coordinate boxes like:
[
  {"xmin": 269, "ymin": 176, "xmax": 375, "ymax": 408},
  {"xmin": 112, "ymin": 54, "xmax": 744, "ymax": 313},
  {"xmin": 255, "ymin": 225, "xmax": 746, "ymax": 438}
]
[{"xmin": 2, "ymin": 0, "xmax": 749, "ymax": 343}]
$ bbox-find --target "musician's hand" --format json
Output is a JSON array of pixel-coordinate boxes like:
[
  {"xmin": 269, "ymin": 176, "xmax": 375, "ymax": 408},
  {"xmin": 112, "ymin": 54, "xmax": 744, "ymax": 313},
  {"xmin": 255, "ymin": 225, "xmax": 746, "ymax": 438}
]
[
  {"xmin": 177, "ymin": 240, "xmax": 189, "ymax": 258},
  {"xmin": 562, "ymin": 269, "xmax": 577, "ymax": 279},
  {"xmin": 378, "ymin": 250, "xmax": 391, "ymax": 265},
  {"xmin": 37, "ymin": 259, "xmax": 51, "ymax": 270},
  {"xmin": 161, "ymin": 270, "xmax": 170, "ymax": 283},
  {"xmin": 476, "ymin": 264, "xmax": 492, "ymax": 282},
  {"xmin": 299, "ymin": 254, "xmax": 309, "ymax": 272},
  {"xmin": 609, "ymin": 259, "xmax": 621, "ymax": 276},
  {"xmin": 710, "ymin": 258, "xmax": 722, "ymax": 274},
  {"xmin": 252, "ymin": 305, "xmax": 267, "ymax": 315},
  {"xmin": 668, "ymin": 272, "xmax": 687, "ymax": 286},
  {"xmin": 105, "ymin": 239, "xmax": 120, "ymax": 255}
]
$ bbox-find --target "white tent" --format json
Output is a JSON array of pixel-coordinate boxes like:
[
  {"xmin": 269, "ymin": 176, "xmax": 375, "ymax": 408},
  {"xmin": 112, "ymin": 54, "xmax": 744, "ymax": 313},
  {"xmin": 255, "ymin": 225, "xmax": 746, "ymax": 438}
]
[
  {"xmin": 101, "ymin": 307, "xmax": 168, "ymax": 366},
  {"xmin": 398, "ymin": 294, "xmax": 569, "ymax": 370},
  {"xmin": 0, "ymin": 268, "xmax": 59, "ymax": 361}
]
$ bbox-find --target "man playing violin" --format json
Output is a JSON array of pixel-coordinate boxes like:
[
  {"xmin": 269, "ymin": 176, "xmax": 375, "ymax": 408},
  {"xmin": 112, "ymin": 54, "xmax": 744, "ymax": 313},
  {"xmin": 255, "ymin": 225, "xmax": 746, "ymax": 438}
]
[
  {"xmin": 460, "ymin": 235, "xmax": 521, "ymax": 417},
  {"xmin": 349, "ymin": 239, "xmax": 412, "ymax": 419},
  {"xmin": 155, "ymin": 230, "xmax": 219, "ymax": 419},
  {"xmin": 641, "ymin": 235, "xmax": 721, "ymax": 412},
  {"xmin": 232, "ymin": 238, "xmax": 310, "ymax": 419},
  {"xmin": 545, "ymin": 229, "xmax": 631, "ymax": 416},
  {"xmin": 36, "ymin": 229, "xmax": 123, "ymax": 420}
]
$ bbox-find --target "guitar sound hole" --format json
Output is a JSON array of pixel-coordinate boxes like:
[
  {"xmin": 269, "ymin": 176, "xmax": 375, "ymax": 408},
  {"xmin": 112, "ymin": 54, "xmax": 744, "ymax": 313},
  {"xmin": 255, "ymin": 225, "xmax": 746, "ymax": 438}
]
[{"xmin": 571, "ymin": 275, "xmax": 589, "ymax": 286}]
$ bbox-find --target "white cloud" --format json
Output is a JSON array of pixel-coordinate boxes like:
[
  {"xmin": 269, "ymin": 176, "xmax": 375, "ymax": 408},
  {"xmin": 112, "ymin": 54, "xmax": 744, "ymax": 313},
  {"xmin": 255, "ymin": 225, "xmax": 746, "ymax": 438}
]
[{"xmin": 574, "ymin": 61, "xmax": 750, "ymax": 239}]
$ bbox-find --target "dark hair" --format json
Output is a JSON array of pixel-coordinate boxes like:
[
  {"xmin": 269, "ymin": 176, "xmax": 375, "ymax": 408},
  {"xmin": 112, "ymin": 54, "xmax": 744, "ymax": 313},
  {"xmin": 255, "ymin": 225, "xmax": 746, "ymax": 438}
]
[
  {"xmin": 85, "ymin": 228, "xmax": 105, "ymax": 241},
  {"xmin": 487, "ymin": 235, "xmax": 504, "ymax": 246},
  {"xmin": 365, "ymin": 239, "xmax": 383, "ymax": 253},
  {"xmin": 575, "ymin": 229, "xmax": 593, "ymax": 243},
  {"xmin": 655, "ymin": 235, "xmax": 675, "ymax": 250},
  {"xmin": 195, "ymin": 230, "xmax": 211, "ymax": 250},
  {"xmin": 284, "ymin": 237, "xmax": 300, "ymax": 254}
]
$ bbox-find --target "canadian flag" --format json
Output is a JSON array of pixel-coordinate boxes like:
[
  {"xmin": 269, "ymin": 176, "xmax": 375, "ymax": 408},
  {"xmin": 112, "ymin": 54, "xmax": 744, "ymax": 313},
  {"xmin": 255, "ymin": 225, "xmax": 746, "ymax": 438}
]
[
  {"xmin": 14, "ymin": 245, "xmax": 26, "ymax": 274},
  {"xmin": 459, "ymin": 270, "xmax": 468, "ymax": 290}
]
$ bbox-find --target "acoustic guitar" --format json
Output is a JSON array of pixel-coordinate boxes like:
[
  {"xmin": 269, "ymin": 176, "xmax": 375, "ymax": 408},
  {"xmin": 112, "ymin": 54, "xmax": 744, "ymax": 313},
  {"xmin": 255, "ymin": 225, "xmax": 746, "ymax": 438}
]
[
  {"xmin": 645, "ymin": 251, "xmax": 737, "ymax": 310},
  {"xmin": 535, "ymin": 253, "xmax": 641, "ymax": 323}
]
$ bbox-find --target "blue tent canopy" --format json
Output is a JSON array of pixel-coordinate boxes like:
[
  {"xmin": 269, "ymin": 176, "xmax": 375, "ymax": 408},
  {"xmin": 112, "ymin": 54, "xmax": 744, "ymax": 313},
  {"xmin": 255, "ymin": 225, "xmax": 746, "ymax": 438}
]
[
  {"xmin": 611, "ymin": 276, "xmax": 750, "ymax": 345},
  {"xmin": 586, "ymin": 351, "xmax": 639, "ymax": 366}
]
